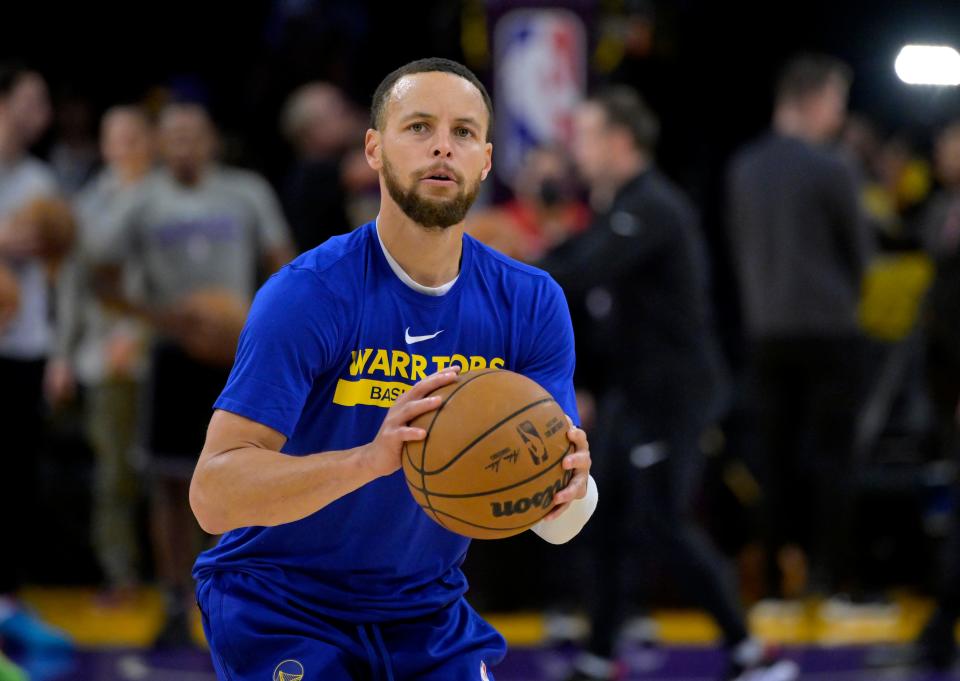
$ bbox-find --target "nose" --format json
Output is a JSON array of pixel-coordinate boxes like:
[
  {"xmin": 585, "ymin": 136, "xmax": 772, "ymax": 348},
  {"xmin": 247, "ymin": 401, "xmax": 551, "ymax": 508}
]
[{"xmin": 432, "ymin": 129, "xmax": 453, "ymax": 158}]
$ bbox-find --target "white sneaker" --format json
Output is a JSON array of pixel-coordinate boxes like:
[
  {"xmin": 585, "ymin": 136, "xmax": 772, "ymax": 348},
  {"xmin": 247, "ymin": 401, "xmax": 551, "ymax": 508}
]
[{"xmin": 726, "ymin": 658, "xmax": 800, "ymax": 681}]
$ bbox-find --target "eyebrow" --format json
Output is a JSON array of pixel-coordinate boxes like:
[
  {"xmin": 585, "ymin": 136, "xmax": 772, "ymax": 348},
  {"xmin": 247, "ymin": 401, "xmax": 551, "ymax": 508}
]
[{"xmin": 400, "ymin": 112, "xmax": 482, "ymax": 128}]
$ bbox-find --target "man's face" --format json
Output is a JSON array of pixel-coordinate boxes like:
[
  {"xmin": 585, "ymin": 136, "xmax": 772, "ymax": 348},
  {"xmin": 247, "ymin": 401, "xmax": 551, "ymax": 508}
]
[
  {"xmin": 102, "ymin": 112, "xmax": 154, "ymax": 172},
  {"xmin": 936, "ymin": 126, "xmax": 960, "ymax": 187},
  {"xmin": 2, "ymin": 73, "xmax": 51, "ymax": 147},
  {"xmin": 572, "ymin": 102, "xmax": 612, "ymax": 187},
  {"xmin": 301, "ymin": 86, "xmax": 355, "ymax": 158},
  {"xmin": 366, "ymin": 71, "xmax": 492, "ymax": 229},
  {"xmin": 806, "ymin": 77, "xmax": 849, "ymax": 142},
  {"xmin": 159, "ymin": 109, "xmax": 215, "ymax": 180}
]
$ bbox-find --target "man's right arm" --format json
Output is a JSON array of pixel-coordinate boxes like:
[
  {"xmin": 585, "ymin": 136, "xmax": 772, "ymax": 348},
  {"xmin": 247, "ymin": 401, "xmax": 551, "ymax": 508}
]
[{"xmin": 189, "ymin": 368, "xmax": 460, "ymax": 535}]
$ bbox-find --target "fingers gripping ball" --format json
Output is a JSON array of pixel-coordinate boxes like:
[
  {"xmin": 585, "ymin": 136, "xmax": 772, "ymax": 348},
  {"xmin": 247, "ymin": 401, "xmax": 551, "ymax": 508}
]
[{"xmin": 402, "ymin": 369, "xmax": 572, "ymax": 540}]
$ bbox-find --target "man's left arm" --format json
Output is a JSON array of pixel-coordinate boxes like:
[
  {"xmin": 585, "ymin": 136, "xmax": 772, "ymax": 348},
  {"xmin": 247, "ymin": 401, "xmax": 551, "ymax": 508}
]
[{"xmin": 518, "ymin": 278, "xmax": 597, "ymax": 544}]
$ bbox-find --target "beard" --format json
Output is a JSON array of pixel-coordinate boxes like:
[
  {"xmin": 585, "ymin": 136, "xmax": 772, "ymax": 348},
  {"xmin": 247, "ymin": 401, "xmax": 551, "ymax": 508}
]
[{"xmin": 382, "ymin": 153, "xmax": 482, "ymax": 230}]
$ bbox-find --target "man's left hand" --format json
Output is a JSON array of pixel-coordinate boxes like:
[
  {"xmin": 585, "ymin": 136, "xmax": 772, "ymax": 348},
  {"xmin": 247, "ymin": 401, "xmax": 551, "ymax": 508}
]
[{"xmin": 543, "ymin": 415, "xmax": 591, "ymax": 521}]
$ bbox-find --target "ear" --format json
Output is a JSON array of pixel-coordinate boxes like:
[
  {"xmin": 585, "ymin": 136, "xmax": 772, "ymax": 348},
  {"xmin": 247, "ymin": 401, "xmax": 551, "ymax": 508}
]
[
  {"xmin": 365, "ymin": 128, "xmax": 382, "ymax": 171},
  {"xmin": 480, "ymin": 141, "xmax": 493, "ymax": 181}
]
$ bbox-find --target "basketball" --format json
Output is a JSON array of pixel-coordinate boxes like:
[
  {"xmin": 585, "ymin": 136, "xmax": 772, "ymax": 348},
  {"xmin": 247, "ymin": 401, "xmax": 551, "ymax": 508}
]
[
  {"xmin": 403, "ymin": 369, "xmax": 573, "ymax": 540},
  {"xmin": 11, "ymin": 196, "xmax": 76, "ymax": 264}
]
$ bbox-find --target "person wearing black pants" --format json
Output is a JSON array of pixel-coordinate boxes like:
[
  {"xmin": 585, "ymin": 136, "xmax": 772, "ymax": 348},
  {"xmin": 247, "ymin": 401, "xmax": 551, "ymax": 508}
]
[
  {"xmin": 908, "ymin": 121, "xmax": 960, "ymax": 669},
  {"xmin": 584, "ymin": 388, "xmax": 748, "ymax": 666},
  {"xmin": 727, "ymin": 54, "xmax": 872, "ymax": 598},
  {"xmin": 752, "ymin": 337, "xmax": 866, "ymax": 595},
  {"xmin": 0, "ymin": 64, "xmax": 73, "ymax": 660},
  {"xmin": 542, "ymin": 87, "xmax": 796, "ymax": 681},
  {"xmin": 0, "ymin": 358, "xmax": 44, "ymax": 599}
]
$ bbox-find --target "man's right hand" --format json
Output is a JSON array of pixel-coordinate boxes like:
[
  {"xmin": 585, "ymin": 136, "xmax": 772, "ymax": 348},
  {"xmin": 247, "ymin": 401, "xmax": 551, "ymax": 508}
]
[{"xmin": 360, "ymin": 367, "xmax": 461, "ymax": 478}]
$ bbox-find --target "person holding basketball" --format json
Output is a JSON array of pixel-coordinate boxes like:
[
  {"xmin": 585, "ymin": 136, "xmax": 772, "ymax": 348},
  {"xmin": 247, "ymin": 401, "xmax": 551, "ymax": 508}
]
[{"xmin": 189, "ymin": 58, "xmax": 597, "ymax": 681}]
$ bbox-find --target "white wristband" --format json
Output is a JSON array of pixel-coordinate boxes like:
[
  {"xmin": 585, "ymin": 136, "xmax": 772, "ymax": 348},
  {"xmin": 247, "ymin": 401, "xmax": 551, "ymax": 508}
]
[{"xmin": 531, "ymin": 474, "xmax": 598, "ymax": 545}]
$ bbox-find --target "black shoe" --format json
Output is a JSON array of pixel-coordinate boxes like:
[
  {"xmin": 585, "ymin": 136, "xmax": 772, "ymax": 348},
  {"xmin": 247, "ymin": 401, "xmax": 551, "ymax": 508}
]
[
  {"xmin": 152, "ymin": 609, "xmax": 194, "ymax": 649},
  {"xmin": 917, "ymin": 609, "xmax": 959, "ymax": 671}
]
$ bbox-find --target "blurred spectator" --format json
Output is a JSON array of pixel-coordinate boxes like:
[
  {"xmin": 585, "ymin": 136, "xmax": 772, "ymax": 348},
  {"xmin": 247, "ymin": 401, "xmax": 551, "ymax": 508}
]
[
  {"xmin": 727, "ymin": 53, "xmax": 872, "ymax": 598},
  {"xmin": 896, "ymin": 133, "xmax": 960, "ymax": 669},
  {"xmin": 280, "ymin": 81, "xmax": 375, "ymax": 250},
  {"xmin": 48, "ymin": 106, "xmax": 157, "ymax": 602},
  {"xmin": 876, "ymin": 136, "xmax": 932, "ymax": 237},
  {"xmin": 543, "ymin": 87, "xmax": 794, "ymax": 681},
  {"xmin": 919, "ymin": 116, "xmax": 960, "ymax": 461},
  {"xmin": 841, "ymin": 115, "xmax": 891, "ymax": 230},
  {"xmin": 0, "ymin": 62, "xmax": 73, "ymax": 657},
  {"xmin": 49, "ymin": 94, "xmax": 99, "ymax": 196},
  {"xmin": 94, "ymin": 103, "xmax": 294, "ymax": 646},
  {"xmin": 467, "ymin": 145, "xmax": 589, "ymax": 262},
  {"xmin": 906, "ymin": 495, "xmax": 960, "ymax": 671}
]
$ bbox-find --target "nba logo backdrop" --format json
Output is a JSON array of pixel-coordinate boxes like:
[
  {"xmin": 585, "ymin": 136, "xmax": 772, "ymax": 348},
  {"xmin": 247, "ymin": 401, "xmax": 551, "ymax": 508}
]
[{"xmin": 493, "ymin": 9, "xmax": 587, "ymax": 185}]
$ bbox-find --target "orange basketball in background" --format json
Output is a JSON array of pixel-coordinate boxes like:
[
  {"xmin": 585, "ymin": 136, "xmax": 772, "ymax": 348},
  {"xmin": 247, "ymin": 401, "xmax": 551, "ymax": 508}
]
[{"xmin": 403, "ymin": 369, "xmax": 572, "ymax": 540}]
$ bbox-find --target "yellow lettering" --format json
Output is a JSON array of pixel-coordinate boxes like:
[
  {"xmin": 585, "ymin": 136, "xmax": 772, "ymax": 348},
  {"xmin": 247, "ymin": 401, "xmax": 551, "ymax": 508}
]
[
  {"xmin": 391, "ymin": 350, "xmax": 410, "ymax": 379},
  {"xmin": 411, "ymin": 354, "xmax": 428, "ymax": 380},
  {"xmin": 451, "ymin": 354, "xmax": 469, "ymax": 372},
  {"xmin": 469, "ymin": 356, "xmax": 487, "ymax": 371},
  {"xmin": 433, "ymin": 355, "xmax": 450, "ymax": 371},
  {"xmin": 334, "ymin": 378, "xmax": 411, "ymax": 407},
  {"xmin": 490, "ymin": 357, "xmax": 505, "ymax": 369},
  {"xmin": 368, "ymin": 349, "xmax": 391, "ymax": 375},
  {"xmin": 349, "ymin": 348, "xmax": 373, "ymax": 376}
]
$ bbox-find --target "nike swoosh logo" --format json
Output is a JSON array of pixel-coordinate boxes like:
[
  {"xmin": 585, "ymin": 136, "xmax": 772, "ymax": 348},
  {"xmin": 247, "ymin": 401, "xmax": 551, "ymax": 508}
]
[{"xmin": 405, "ymin": 327, "xmax": 444, "ymax": 344}]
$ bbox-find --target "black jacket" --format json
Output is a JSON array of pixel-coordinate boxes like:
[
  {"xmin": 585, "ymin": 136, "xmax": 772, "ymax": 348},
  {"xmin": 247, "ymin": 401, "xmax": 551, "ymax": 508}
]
[{"xmin": 540, "ymin": 168, "xmax": 728, "ymax": 418}]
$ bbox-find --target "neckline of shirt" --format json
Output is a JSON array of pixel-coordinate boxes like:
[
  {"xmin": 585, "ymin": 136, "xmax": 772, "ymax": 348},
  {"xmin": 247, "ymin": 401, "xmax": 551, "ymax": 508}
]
[{"xmin": 375, "ymin": 219, "xmax": 461, "ymax": 297}]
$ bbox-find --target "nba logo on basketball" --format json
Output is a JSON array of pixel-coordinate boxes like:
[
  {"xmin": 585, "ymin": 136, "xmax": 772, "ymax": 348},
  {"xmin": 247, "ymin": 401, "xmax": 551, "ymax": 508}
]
[
  {"xmin": 493, "ymin": 8, "xmax": 586, "ymax": 184},
  {"xmin": 516, "ymin": 420, "xmax": 548, "ymax": 465}
]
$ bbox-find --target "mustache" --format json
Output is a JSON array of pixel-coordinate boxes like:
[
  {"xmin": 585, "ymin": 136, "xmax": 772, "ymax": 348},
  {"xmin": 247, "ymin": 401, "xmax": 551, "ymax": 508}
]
[{"xmin": 417, "ymin": 163, "xmax": 462, "ymax": 182}]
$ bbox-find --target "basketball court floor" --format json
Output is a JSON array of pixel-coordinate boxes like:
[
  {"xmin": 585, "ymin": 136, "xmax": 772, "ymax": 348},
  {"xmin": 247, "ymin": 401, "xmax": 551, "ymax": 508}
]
[{"xmin": 6, "ymin": 587, "xmax": 960, "ymax": 680}]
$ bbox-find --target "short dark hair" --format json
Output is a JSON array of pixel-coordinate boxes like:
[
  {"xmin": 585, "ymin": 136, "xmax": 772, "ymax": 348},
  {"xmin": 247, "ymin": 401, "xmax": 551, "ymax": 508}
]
[
  {"xmin": 370, "ymin": 57, "xmax": 494, "ymax": 142},
  {"xmin": 0, "ymin": 61, "xmax": 34, "ymax": 100},
  {"xmin": 776, "ymin": 53, "xmax": 852, "ymax": 104},
  {"xmin": 589, "ymin": 85, "xmax": 660, "ymax": 152}
]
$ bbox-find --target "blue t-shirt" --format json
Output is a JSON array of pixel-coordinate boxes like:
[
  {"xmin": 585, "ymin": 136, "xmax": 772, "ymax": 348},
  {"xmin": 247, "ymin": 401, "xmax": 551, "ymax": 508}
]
[{"xmin": 193, "ymin": 221, "xmax": 578, "ymax": 622}]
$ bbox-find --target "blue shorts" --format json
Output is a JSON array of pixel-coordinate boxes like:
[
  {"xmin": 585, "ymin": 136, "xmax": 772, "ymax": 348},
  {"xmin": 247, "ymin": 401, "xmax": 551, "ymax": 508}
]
[{"xmin": 196, "ymin": 571, "xmax": 507, "ymax": 681}]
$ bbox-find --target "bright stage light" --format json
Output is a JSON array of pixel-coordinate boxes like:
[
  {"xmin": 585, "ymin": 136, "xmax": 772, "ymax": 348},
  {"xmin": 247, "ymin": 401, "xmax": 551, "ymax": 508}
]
[{"xmin": 895, "ymin": 44, "xmax": 960, "ymax": 86}]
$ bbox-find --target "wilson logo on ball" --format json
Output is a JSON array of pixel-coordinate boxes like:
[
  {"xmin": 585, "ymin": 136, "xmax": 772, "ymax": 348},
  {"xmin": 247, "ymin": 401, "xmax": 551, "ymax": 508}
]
[{"xmin": 489, "ymin": 472, "xmax": 572, "ymax": 517}]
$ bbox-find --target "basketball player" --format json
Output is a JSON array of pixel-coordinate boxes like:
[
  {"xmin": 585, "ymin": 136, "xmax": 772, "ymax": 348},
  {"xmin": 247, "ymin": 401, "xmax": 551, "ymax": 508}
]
[{"xmin": 189, "ymin": 58, "xmax": 598, "ymax": 680}]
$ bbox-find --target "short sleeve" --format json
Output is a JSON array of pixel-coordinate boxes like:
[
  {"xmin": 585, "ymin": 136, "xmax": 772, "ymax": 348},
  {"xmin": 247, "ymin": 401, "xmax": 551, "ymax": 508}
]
[
  {"xmin": 246, "ymin": 173, "xmax": 294, "ymax": 253},
  {"xmin": 516, "ymin": 277, "xmax": 580, "ymax": 425},
  {"xmin": 214, "ymin": 266, "xmax": 345, "ymax": 437}
]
